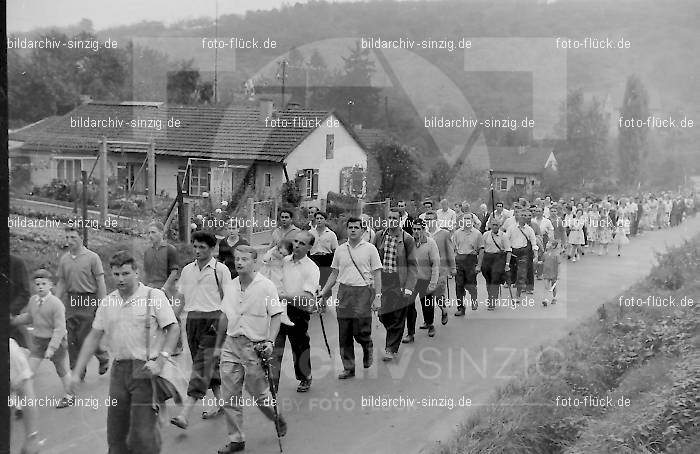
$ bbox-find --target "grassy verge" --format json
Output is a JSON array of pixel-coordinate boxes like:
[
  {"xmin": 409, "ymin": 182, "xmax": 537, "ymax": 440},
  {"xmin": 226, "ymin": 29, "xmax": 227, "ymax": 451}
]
[{"xmin": 433, "ymin": 235, "xmax": 700, "ymax": 454}]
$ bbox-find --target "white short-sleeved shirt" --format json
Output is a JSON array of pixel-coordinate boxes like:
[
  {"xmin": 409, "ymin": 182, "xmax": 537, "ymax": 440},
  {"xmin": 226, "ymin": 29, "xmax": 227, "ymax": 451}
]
[
  {"xmin": 222, "ymin": 273, "xmax": 284, "ymax": 341},
  {"xmin": 281, "ymin": 255, "xmax": 320, "ymax": 310},
  {"xmin": 309, "ymin": 227, "xmax": 339, "ymax": 255},
  {"xmin": 331, "ymin": 240, "xmax": 383, "ymax": 286},
  {"xmin": 92, "ymin": 284, "xmax": 178, "ymax": 360},
  {"xmin": 177, "ymin": 257, "xmax": 231, "ymax": 313}
]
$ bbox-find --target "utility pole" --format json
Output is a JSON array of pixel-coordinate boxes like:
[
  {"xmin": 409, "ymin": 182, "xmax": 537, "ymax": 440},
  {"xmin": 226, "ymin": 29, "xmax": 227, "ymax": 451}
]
[
  {"xmin": 99, "ymin": 137, "xmax": 108, "ymax": 225},
  {"xmin": 213, "ymin": 0, "xmax": 219, "ymax": 104},
  {"xmin": 277, "ymin": 59, "xmax": 288, "ymax": 108}
]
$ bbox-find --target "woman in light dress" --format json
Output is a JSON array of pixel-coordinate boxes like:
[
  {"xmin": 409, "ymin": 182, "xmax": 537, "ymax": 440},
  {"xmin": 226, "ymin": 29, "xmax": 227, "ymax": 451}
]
[
  {"xmin": 586, "ymin": 204, "xmax": 600, "ymax": 254},
  {"xmin": 567, "ymin": 209, "xmax": 586, "ymax": 262},
  {"xmin": 597, "ymin": 205, "xmax": 613, "ymax": 255}
]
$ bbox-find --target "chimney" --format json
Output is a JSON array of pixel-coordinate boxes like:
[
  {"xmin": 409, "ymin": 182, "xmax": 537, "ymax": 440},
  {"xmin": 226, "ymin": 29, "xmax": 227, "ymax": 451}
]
[
  {"xmin": 259, "ymin": 99, "xmax": 274, "ymax": 122},
  {"xmin": 286, "ymin": 102, "xmax": 301, "ymax": 110}
]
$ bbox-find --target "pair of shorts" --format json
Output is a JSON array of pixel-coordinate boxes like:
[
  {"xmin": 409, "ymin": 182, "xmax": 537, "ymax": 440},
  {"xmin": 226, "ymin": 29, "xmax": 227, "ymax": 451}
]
[{"xmin": 29, "ymin": 337, "xmax": 69, "ymax": 376}]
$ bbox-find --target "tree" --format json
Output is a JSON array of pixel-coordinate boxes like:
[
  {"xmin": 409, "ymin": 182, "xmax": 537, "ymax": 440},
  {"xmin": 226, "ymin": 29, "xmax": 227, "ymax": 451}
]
[
  {"xmin": 167, "ymin": 60, "xmax": 200, "ymax": 105},
  {"xmin": 370, "ymin": 141, "xmax": 422, "ymax": 200},
  {"xmin": 618, "ymin": 75, "xmax": 650, "ymax": 187},
  {"xmin": 555, "ymin": 89, "xmax": 612, "ymax": 189}
]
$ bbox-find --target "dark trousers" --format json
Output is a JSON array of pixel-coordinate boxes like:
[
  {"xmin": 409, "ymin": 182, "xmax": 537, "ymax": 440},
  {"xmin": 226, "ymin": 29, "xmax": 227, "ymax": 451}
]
[
  {"xmin": 107, "ymin": 360, "xmax": 161, "ymax": 454},
  {"xmin": 378, "ymin": 273, "xmax": 408, "ymax": 353},
  {"xmin": 455, "ymin": 254, "xmax": 478, "ymax": 309},
  {"xmin": 185, "ymin": 311, "xmax": 221, "ymax": 399},
  {"xmin": 512, "ymin": 247, "xmax": 530, "ymax": 297},
  {"xmin": 66, "ymin": 302, "xmax": 109, "ymax": 372},
  {"xmin": 337, "ymin": 285, "xmax": 373, "ymax": 372},
  {"xmin": 406, "ymin": 279, "xmax": 435, "ymax": 334},
  {"xmin": 482, "ymin": 252, "xmax": 506, "ymax": 305},
  {"xmin": 526, "ymin": 248, "xmax": 535, "ymax": 292},
  {"xmin": 310, "ymin": 254, "xmax": 334, "ymax": 289},
  {"xmin": 272, "ymin": 306, "xmax": 311, "ymax": 391}
]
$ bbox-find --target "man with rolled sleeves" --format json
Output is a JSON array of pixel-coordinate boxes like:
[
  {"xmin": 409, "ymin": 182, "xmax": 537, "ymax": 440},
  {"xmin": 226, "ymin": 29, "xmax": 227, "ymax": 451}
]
[
  {"xmin": 373, "ymin": 208, "xmax": 417, "ymax": 361},
  {"xmin": 319, "ymin": 217, "xmax": 383, "ymax": 378},
  {"xmin": 452, "ymin": 216, "xmax": 484, "ymax": 315},
  {"xmin": 505, "ymin": 209, "xmax": 539, "ymax": 304},
  {"xmin": 272, "ymin": 231, "xmax": 320, "ymax": 393},
  {"xmin": 215, "ymin": 245, "xmax": 287, "ymax": 453},
  {"xmin": 171, "ymin": 231, "xmax": 232, "ymax": 428},
  {"xmin": 70, "ymin": 251, "xmax": 180, "ymax": 454},
  {"xmin": 55, "ymin": 226, "xmax": 110, "ymax": 378},
  {"xmin": 424, "ymin": 210, "xmax": 456, "ymax": 325},
  {"xmin": 481, "ymin": 218, "xmax": 512, "ymax": 310}
]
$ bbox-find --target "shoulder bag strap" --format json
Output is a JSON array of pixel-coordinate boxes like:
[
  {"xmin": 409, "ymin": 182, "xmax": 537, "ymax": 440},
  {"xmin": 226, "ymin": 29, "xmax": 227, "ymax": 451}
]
[
  {"xmin": 518, "ymin": 226, "xmax": 532, "ymax": 249},
  {"xmin": 213, "ymin": 263, "xmax": 224, "ymax": 301},
  {"xmin": 489, "ymin": 232, "xmax": 504, "ymax": 252},
  {"xmin": 346, "ymin": 243, "xmax": 371, "ymax": 287}
]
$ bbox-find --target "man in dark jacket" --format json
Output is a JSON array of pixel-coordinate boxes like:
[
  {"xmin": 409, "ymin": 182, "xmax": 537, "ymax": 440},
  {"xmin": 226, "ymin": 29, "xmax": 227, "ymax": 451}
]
[{"xmin": 373, "ymin": 208, "xmax": 418, "ymax": 361}]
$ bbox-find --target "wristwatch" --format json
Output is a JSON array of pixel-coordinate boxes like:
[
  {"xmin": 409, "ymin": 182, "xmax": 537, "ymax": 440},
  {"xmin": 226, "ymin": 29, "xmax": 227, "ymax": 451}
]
[{"xmin": 159, "ymin": 351, "xmax": 170, "ymax": 358}]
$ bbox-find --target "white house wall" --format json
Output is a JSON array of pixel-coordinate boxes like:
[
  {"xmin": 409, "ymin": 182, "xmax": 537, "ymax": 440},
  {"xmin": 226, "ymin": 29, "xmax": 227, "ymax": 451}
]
[{"xmin": 284, "ymin": 114, "xmax": 367, "ymax": 198}]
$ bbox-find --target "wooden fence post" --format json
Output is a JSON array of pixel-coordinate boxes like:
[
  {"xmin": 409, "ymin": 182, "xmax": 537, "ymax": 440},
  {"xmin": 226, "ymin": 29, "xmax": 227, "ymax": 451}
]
[
  {"xmin": 100, "ymin": 137, "xmax": 108, "ymax": 226},
  {"xmin": 81, "ymin": 170, "xmax": 88, "ymax": 247},
  {"xmin": 247, "ymin": 197, "xmax": 254, "ymax": 245},
  {"xmin": 147, "ymin": 140, "xmax": 156, "ymax": 211}
]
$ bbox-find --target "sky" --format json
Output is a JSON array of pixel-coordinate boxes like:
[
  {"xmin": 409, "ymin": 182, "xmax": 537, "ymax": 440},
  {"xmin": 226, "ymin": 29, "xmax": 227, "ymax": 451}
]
[{"xmin": 7, "ymin": 0, "xmax": 367, "ymax": 32}]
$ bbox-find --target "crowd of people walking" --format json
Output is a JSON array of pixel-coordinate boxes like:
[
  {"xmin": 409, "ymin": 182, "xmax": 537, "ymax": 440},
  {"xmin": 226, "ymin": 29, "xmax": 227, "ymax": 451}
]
[{"xmin": 9, "ymin": 189, "xmax": 696, "ymax": 453}]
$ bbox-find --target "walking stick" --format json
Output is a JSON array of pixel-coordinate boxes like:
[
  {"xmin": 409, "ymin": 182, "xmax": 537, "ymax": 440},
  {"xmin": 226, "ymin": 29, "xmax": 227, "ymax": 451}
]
[
  {"xmin": 316, "ymin": 297, "xmax": 332, "ymax": 357},
  {"xmin": 255, "ymin": 345, "xmax": 284, "ymax": 453}
]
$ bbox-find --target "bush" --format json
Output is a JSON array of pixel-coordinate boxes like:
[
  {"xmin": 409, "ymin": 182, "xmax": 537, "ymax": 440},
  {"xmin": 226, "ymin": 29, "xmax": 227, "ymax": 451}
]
[{"xmin": 327, "ymin": 191, "xmax": 360, "ymax": 218}]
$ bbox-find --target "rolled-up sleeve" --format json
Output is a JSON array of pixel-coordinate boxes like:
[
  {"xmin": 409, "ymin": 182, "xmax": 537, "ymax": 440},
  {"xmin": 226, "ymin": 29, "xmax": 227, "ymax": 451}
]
[{"xmin": 152, "ymin": 289, "xmax": 178, "ymax": 328}]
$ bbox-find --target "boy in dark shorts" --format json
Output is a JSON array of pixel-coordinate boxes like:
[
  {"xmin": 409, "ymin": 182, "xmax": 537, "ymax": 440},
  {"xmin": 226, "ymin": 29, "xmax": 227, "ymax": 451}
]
[{"xmin": 11, "ymin": 268, "xmax": 75, "ymax": 408}]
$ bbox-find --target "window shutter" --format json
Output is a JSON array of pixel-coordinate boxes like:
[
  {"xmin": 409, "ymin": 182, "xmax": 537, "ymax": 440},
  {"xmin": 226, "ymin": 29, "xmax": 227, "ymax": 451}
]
[{"xmin": 312, "ymin": 169, "xmax": 319, "ymax": 199}]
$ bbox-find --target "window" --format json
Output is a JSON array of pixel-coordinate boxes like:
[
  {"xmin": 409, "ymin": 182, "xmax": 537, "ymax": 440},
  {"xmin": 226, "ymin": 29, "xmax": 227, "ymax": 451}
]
[
  {"xmin": 56, "ymin": 159, "xmax": 82, "ymax": 182},
  {"xmin": 325, "ymin": 134, "xmax": 334, "ymax": 159},
  {"xmin": 499, "ymin": 178, "xmax": 508, "ymax": 191},
  {"xmin": 303, "ymin": 168, "xmax": 319, "ymax": 199},
  {"xmin": 514, "ymin": 177, "xmax": 526, "ymax": 186},
  {"xmin": 117, "ymin": 162, "xmax": 149, "ymax": 194},
  {"xmin": 264, "ymin": 173, "xmax": 272, "ymax": 187},
  {"xmin": 189, "ymin": 166, "xmax": 210, "ymax": 196}
]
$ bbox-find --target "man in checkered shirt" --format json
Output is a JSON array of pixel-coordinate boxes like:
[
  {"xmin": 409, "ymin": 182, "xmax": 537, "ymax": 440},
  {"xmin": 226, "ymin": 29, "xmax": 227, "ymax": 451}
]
[{"xmin": 372, "ymin": 208, "xmax": 418, "ymax": 361}]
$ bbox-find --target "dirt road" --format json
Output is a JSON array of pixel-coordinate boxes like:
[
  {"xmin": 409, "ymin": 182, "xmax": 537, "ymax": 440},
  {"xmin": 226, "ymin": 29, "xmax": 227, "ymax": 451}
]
[{"xmin": 11, "ymin": 215, "xmax": 700, "ymax": 454}]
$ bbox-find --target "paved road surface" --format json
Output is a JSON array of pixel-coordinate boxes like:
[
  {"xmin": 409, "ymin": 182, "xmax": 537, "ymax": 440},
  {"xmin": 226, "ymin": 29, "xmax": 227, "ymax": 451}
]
[{"xmin": 11, "ymin": 215, "xmax": 700, "ymax": 454}]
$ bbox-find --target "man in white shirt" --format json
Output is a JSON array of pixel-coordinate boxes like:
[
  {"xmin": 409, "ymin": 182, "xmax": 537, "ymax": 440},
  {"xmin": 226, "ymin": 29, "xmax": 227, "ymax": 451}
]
[
  {"xmin": 319, "ymin": 217, "xmax": 383, "ymax": 378},
  {"xmin": 309, "ymin": 211, "xmax": 338, "ymax": 295},
  {"xmin": 272, "ymin": 231, "xmax": 319, "ymax": 393},
  {"xmin": 171, "ymin": 231, "xmax": 232, "ymax": 428},
  {"xmin": 531, "ymin": 207, "xmax": 554, "ymax": 279},
  {"xmin": 214, "ymin": 245, "xmax": 286, "ymax": 454},
  {"xmin": 505, "ymin": 210, "xmax": 539, "ymax": 303},
  {"xmin": 436, "ymin": 198, "xmax": 457, "ymax": 230},
  {"xmin": 71, "ymin": 251, "xmax": 180, "ymax": 454}
]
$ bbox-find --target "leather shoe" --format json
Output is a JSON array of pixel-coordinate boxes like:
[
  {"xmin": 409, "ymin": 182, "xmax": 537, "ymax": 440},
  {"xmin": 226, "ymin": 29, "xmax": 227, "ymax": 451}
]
[
  {"xmin": 418, "ymin": 324, "xmax": 430, "ymax": 330},
  {"xmin": 401, "ymin": 334, "xmax": 414, "ymax": 344},
  {"xmin": 218, "ymin": 441, "xmax": 245, "ymax": 453},
  {"xmin": 455, "ymin": 309, "xmax": 466, "ymax": 317},
  {"xmin": 338, "ymin": 370, "xmax": 355, "ymax": 379},
  {"xmin": 441, "ymin": 310, "xmax": 448, "ymax": 325},
  {"xmin": 98, "ymin": 360, "xmax": 110, "ymax": 375},
  {"xmin": 382, "ymin": 349, "xmax": 397, "ymax": 361},
  {"xmin": 297, "ymin": 379, "xmax": 311, "ymax": 393},
  {"xmin": 427, "ymin": 326, "xmax": 435, "ymax": 337}
]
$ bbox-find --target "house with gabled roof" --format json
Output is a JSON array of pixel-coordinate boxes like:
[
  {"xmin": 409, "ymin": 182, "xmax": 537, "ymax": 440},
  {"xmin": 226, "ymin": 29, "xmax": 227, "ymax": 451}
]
[
  {"xmin": 9, "ymin": 100, "xmax": 369, "ymax": 207},
  {"xmin": 488, "ymin": 145, "xmax": 557, "ymax": 192}
]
